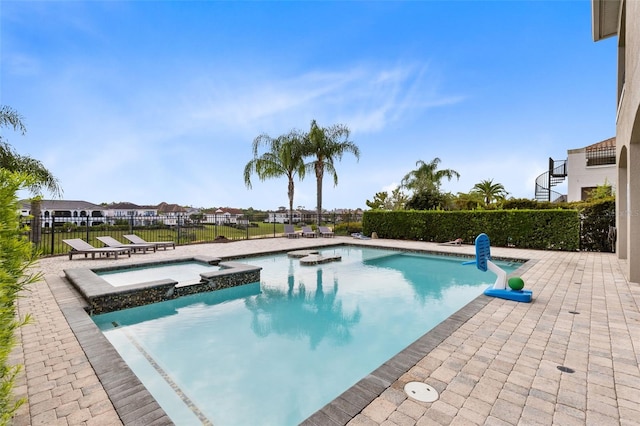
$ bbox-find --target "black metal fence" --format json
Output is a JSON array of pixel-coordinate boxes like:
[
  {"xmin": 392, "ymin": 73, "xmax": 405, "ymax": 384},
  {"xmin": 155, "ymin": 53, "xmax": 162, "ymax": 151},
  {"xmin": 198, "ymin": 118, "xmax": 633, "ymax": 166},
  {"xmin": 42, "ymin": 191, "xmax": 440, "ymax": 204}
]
[{"xmin": 22, "ymin": 212, "xmax": 364, "ymax": 256}]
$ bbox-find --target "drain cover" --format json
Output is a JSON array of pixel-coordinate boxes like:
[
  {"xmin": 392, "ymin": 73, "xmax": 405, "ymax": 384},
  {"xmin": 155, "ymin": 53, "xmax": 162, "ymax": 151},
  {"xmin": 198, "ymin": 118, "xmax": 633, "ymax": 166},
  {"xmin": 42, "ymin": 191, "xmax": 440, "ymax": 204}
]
[{"xmin": 404, "ymin": 382, "xmax": 439, "ymax": 402}]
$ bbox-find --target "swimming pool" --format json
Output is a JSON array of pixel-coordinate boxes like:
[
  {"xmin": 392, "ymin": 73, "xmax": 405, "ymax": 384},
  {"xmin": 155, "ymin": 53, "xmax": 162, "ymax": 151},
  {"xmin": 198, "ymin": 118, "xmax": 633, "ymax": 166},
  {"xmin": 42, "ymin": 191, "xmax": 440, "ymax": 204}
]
[{"xmin": 92, "ymin": 246, "xmax": 520, "ymax": 425}]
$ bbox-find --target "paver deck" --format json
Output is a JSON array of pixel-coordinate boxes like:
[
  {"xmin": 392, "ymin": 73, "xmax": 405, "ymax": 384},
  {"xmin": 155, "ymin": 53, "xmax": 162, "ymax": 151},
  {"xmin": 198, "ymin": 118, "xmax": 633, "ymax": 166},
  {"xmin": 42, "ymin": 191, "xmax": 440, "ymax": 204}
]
[{"xmin": 9, "ymin": 237, "xmax": 640, "ymax": 425}]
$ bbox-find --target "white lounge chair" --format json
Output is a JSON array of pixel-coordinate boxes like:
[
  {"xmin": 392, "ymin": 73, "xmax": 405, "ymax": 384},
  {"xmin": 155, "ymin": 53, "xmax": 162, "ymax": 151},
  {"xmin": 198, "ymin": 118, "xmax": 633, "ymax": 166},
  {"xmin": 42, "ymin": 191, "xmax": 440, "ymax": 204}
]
[
  {"xmin": 318, "ymin": 226, "xmax": 334, "ymax": 238},
  {"xmin": 63, "ymin": 239, "xmax": 131, "ymax": 260},
  {"xmin": 123, "ymin": 234, "xmax": 176, "ymax": 250},
  {"xmin": 96, "ymin": 236, "xmax": 156, "ymax": 253}
]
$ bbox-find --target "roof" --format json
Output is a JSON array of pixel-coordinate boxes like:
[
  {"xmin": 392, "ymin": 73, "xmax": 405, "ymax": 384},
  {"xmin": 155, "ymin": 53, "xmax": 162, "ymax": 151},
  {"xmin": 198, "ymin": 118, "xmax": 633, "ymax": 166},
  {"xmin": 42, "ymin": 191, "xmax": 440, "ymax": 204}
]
[
  {"xmin": 156, "ymin": 202, "xmax": 187, "ymax": 213},
  {"xmin": 592, "ymin": 0, "xmax": 621, "ymax": 41},
  {"xmin": 104, "ymin": 202, "xmax": 144, "ymax": 209},
  {"xmin": 586, "ymin": 136, "xmax": 616, "ymax": 152},
  {"xmin": 216, "ymin": 207, "xmax": 244, "ymax": 215},
  {"xmin": 20, "ymin": 199, "xmax": 104, "ymax": 211}
]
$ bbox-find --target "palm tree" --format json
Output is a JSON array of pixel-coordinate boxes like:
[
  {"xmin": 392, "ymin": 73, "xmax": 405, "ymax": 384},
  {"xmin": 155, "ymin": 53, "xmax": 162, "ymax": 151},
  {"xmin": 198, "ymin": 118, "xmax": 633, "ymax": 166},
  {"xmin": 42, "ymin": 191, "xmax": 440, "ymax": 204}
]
[
  {"xmin": 471, "ymin": 179, "xmax": 509, "ymax": 205},
  {"xmin": 0, "ymin": 105, "xmax": 61, "ymax": 197},
  {"xmin": 303, "ymin": 119, "xmax": 360, "ymax": 225},
  {"xmin": 244, "ymin": 130, "xmax": 306, "ymax": 224},
  {"xmin": 401, "ymin": 158, "xmax": 460, "ymax": 195}
]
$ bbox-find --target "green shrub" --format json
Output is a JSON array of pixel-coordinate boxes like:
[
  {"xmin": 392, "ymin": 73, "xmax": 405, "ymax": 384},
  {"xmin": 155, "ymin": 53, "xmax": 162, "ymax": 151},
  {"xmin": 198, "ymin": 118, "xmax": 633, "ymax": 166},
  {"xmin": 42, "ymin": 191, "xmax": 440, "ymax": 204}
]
[
  {"xmin": 363, "ymin": 209, "xmax": 580, "ymax": 251},
  {"xmin": 334, "ymin": 222, "xmax": 362, "ymax": 236},
  {"xmin": 578, "ymin": 198, "xmax": 616, "ymax": 252},
  {"xmin": 0, "ymin": 171, "xmax": 42, "ymax": 424}
]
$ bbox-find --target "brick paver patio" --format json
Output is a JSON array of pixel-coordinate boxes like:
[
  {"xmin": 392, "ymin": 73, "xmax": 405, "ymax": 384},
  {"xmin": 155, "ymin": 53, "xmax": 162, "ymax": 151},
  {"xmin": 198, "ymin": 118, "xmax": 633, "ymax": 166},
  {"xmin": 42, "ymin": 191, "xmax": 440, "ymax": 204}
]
[{"xmin": 9, "ymin": 237, "xmax": 640, "ymax": 425}]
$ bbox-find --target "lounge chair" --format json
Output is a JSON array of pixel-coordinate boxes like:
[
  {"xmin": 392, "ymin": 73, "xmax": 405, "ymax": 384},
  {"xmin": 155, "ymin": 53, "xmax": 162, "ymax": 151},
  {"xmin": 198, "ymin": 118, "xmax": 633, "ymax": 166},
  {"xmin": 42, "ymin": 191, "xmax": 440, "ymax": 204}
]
[
  {"xmin": 96, "ymin": 236, "xmax": 156, "ymax": 253},
  {"xmin": 301, "ymin": 226, "xmax": 317, "ymax": 238},
  {"xmin": 318, "ymin": 226, "xmax": 334, "ymax": 238},
  {"xmin": 439, "ymin": 238, "xmax": 463, "ymax": 246},
  {"xmin": 123, "ymin": 234, "xmax": 176, "ymax": 250},
  {"xmin": 63, "ymin": 239, "xmax": 131, "ymax": 260},
  {"xmin": 283, "ymin": 225, "xmax": 300, "ymax": 238}
]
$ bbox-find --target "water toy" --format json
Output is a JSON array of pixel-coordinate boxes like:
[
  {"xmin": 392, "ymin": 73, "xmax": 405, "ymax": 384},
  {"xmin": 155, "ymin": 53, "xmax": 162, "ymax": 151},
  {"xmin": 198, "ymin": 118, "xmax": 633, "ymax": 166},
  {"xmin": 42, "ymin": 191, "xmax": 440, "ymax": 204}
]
[{"xmin": 464, "ymin": 233, "xmax": 532, "ymax": 303}]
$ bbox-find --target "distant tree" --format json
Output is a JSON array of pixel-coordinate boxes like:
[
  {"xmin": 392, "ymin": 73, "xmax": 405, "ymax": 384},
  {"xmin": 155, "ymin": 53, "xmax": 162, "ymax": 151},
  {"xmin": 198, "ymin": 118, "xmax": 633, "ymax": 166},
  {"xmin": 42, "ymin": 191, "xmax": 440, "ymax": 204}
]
[
  {"xmin": 452, "ymin": 192, "xmax": 484, "ymax": 210},
  {"xmin": 0, "ymin": 105, "xmax": 61, "ymax": 197},
  {"xmin": 366, "ymin": 187, "xmax": 409, "ymax": 210},
  {"xmin": 470, "ymin": 179, "xmax": 508, "ymax": 206},
  {"xmin": 189, "ymin": 213, "xmax": 204, "ymax": 224},
  {"xmin": 366, "ymin": 191, "xmax": 390, "ymax": 210},
  {"xmin": 400, "ymin": 158, "xmax": 459, "ymax": 210},
  {"xmin": 244, "ymin": 130, "xmax": 306, "ymax": 225},
  {"xmin": 405, "ymin": 187, "xmax": 447, "ymax": 210},
  {"xmin": 401, "ymin": 158, "xmax": 459, "ymax": 195},
  {"xmin": 303, "ymin": 120, "xmax": 360, "ymax": 225}
]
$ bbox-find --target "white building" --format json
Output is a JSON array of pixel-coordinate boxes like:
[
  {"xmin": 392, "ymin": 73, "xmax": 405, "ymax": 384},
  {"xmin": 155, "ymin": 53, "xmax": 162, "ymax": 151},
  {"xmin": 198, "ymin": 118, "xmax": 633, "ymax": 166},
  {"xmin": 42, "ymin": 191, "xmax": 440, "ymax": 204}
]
[
  {"xmin": 20, "ymin": 200, "xmax": 106, "ymax": 227},
  {"xmin": 103, "ymin": 202, "xmax": 158, "ymax": 226},
  {"xmin": 566, "ymin": 137, "xmax": 616, "ymax": 201}
]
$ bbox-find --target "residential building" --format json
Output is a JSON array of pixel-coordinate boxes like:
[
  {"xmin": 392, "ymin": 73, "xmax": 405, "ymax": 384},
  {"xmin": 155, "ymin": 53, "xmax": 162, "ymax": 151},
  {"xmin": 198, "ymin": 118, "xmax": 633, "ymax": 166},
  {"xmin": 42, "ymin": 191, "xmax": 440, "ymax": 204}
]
[
  {"xmin": 103, "ymin": 202, "xmax": 158, "ymax": 226},
  {"xmin": 156, "ymin": 202, "xmax": 187, "ymax": 226},
  {"xmin": 592, "ymin": 0, "xmax": 640, "ymax": 282},
  {"xmin": 264, "ymin": 207, "xmax": 302, "ymax": 224},
  {"xmin": 566, "ymin": 137, "xmax": 616, "ymax": 201},
  {"xmin": 20, "ymin": 200, "xmax": 106, "ymax": 227},
  {"xmin": 201, "ymin": 207, "xmax": 247, "ymax": 226}
]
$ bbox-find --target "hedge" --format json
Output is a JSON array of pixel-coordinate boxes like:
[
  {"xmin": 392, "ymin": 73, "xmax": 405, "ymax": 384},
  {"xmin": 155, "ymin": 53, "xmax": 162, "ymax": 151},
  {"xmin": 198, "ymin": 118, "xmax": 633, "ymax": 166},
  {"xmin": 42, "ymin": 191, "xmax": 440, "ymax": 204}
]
[{"xmin": 362, "ymin": 209, "xmax": 581, "ymax": 251}]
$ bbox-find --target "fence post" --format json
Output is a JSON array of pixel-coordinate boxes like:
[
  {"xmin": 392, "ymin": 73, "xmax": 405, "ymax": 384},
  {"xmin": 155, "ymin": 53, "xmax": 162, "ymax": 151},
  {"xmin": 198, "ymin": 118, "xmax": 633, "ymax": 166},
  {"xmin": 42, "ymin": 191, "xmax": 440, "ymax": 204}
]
[
  {"xmin": 177, "ymin": 215, "xmax": 181, "ymax": 244},
  {"xmin": 85, "ymin": 218, "xmax": 90, "ymax": 242},
  {"xmin": 50, "ymin": 216, "xmax": 55, "ymax": 255}
]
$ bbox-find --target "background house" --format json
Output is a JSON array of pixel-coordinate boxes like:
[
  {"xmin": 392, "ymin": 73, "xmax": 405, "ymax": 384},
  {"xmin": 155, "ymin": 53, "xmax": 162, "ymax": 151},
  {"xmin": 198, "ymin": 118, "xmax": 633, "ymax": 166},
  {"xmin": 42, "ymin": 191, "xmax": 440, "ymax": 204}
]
[
  {"xmin": 264, "ymin": 207, "xmax": 302, "ymax": 224},
  {"xmin": 156, "ymin": 202, "xmax": 187, "ymax": 226},
  {"xmin": 201, "ymin": 207, "xmax": 247, "ymax": 226},
  {"xmin": 20, "ymin": 200, "xmax": 106, "ymax": 227},
  {"xmin": 103, "ymin": 202, "xmax": 158, "ymax": 226},
  {"xmin": 566, "ymin": 137, "xmax": 616, "ymax": 201}
]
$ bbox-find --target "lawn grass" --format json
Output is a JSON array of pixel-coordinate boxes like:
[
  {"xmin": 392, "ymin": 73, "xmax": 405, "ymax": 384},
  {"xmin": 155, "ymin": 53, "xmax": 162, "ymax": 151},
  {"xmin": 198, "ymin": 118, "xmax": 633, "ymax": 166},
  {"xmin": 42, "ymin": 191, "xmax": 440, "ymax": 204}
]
[{"xmin": 32, "ymin": 222, "xmax": 290, "ymax": 256}]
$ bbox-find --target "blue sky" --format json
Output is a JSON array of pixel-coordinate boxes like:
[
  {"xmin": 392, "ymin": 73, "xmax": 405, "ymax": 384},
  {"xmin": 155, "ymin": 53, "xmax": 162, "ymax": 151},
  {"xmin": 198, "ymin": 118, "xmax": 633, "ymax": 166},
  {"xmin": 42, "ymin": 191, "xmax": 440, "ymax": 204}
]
[{"xmin": 1, "ymin": 1, "xmax": 617, "ymax": 210}]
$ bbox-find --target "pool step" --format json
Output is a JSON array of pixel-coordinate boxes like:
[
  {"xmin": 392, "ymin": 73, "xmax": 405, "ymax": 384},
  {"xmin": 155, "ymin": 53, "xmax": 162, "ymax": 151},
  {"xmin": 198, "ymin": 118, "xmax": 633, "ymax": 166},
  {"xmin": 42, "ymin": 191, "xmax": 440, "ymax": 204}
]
[{"xmin": 299, "ymin": 254, "xmax": 342, "ymax": 265}]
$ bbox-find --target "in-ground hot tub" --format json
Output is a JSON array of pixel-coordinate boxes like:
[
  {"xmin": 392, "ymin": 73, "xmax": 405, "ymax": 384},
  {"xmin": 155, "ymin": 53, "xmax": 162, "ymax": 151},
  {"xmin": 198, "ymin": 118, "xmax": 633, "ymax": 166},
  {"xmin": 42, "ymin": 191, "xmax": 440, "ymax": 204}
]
[{"xmin": 64, "ymin": 256, "xmax": 262, "ymax": 314}]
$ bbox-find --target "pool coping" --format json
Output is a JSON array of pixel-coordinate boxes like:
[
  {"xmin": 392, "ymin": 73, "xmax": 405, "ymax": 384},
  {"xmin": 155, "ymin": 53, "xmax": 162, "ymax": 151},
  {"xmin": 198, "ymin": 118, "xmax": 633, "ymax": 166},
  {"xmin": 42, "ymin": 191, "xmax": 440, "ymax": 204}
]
[{"xmin": 47, "ymin": 242, "xmax": 534, "ymax": 426}]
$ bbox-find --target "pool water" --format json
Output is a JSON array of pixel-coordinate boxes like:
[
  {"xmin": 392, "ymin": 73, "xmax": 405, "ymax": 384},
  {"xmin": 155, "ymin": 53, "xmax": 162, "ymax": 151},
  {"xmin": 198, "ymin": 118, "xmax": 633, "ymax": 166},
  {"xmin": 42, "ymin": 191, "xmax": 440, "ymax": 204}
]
[
  {"xmin": 92, "ymin": 247, "xmax": 520, "ymax": 425},
  {"xmin": 96, "ymin": 261, "xmax": 220, "ymax": 287}
]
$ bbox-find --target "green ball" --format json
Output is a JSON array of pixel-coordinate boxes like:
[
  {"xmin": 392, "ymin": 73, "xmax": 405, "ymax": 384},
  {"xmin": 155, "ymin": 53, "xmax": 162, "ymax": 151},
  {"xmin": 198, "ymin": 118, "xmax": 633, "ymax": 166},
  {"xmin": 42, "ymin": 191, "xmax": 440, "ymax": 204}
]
[{"xmin": 508, "ymin": 277, "xmax": 525, "ymax": 291}]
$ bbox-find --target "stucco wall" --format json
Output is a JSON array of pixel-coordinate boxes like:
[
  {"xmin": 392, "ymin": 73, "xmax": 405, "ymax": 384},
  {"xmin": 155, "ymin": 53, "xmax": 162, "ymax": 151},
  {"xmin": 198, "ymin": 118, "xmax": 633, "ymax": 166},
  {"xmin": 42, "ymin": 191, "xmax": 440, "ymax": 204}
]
[
  {"xmin": 615, "ymin": 0, "xmax": 640, "ymax": 283},
  {"xmin": 566, "ymin": 148, "xmax": 616, "ymax": 201}
]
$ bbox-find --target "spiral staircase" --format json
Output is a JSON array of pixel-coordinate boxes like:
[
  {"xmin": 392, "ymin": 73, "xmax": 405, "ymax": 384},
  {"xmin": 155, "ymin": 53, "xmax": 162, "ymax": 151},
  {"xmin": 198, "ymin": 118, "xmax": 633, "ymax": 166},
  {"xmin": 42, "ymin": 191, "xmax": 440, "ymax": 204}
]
[{"xmin": 535, "ymin": 158, "xmax": 567, "ymax": 202}]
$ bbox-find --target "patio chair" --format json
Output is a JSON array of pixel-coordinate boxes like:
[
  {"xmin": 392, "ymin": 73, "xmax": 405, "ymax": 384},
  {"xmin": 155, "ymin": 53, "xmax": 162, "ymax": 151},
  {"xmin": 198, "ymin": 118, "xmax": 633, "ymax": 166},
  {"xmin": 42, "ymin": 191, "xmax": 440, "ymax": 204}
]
[
  {"xmin": 318, "ymin": 226, "xmax": 334, "ymax": 238},
  {"xmin": 123, "ymin": 234, "xmax": 176, "ymax": 250},
  {"xmin": 301, "ymin": 226, "xmax": 317, "ymax": 238},
  {"xmin": 283, "ymin": 225, "xmax": 301, "ymax": 238},
  {"xmin": 62, "ymin": 239, "xmax": 131, "ymax": 260},
  {"xmin": 96, "ymin": 236, "xmax": 156, "ymax": 253}
]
